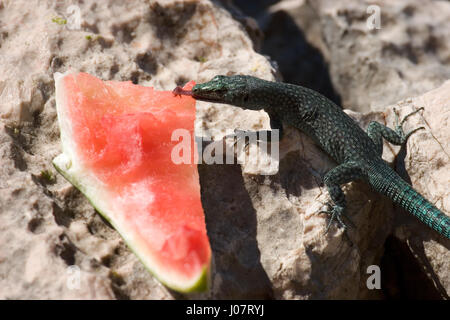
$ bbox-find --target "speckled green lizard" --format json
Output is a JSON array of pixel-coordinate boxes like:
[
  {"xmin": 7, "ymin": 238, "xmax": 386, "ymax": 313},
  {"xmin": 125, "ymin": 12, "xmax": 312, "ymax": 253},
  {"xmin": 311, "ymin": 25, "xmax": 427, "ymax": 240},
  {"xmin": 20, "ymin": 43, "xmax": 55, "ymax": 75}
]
[{"xmin": 173, "ymin": 75, "xmax": 450, "ymax": 239}]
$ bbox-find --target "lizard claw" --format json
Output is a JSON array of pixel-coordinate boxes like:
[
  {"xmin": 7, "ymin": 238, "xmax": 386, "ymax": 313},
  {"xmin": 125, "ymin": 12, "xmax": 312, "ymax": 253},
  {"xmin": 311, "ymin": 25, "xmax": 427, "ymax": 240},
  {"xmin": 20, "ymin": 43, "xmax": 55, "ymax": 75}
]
[
  {"xmin": 223, "ymin": 129, "xmax": 259, "ymax": 152},
  {"xmin": 319, "ymin": 203, "xmax": 354, "ymax": 233},
  {"xmin": 393, "ymin": 107, "xmax": 425, "ymax": 144}
]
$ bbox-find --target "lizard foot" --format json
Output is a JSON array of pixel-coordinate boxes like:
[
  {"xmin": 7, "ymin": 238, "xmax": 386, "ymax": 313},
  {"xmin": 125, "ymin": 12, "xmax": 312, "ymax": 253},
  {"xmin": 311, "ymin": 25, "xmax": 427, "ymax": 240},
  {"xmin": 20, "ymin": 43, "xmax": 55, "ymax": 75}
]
[
  {"xmin": 319, "ymin": 203, "xmax": 355, "ymax": 233},
  {"xmin": 222, "ymin": 130, "xmax": 250, "ymax": 154},
  {"xmin": 223, "ymin": 129, "xmax": 273, "ymax": 152},
  {"xmin": 393, "ymin": 107, "xmax": 425, "ymax": 144}
]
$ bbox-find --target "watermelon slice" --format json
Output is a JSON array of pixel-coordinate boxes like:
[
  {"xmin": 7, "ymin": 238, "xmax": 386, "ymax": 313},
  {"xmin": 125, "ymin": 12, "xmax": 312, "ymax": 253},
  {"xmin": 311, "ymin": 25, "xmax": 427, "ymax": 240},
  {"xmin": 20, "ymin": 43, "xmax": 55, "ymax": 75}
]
[{"xmin": 53, "ymin": 71, "xmax": 211, "ymax": 293}]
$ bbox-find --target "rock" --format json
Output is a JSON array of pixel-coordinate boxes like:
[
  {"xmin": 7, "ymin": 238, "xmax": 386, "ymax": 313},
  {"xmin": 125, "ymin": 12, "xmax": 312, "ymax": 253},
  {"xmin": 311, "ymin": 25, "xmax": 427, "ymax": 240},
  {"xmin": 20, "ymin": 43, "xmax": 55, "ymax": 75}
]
[
  {"xmin": 306, "ymin": 0, "xmax": 450, "ymax": 112},
  {"xmin": 0, "ymin": 0, "xmax": 448, "ymax": 300},
  {"xmin": 228, "ymin": 0, "xmax": 341, "ymax": 104},
  {"xmin": 230, "ymin": 0, "xmax": 450, "ymax": 113}
]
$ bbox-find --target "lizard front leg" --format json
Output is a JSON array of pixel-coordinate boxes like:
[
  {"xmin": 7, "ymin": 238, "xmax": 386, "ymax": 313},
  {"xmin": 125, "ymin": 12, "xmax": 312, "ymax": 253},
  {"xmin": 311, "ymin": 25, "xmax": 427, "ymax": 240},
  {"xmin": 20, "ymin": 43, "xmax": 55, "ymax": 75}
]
[
  {"xmin": 320, "ymin": 161, "xmax": 366, "ymax": 232},
  {"xmin": 223, "ymin": 113, "xmax": 284, "ymax": 148}
]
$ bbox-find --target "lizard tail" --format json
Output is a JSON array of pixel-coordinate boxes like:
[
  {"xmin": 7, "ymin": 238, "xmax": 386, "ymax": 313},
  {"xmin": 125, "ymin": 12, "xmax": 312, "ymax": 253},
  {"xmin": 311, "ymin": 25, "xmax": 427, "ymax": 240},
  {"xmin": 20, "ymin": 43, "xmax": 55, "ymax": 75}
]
[{"xmin": 368, "ymin": 162, "xmax": 450, "ymax": 239}]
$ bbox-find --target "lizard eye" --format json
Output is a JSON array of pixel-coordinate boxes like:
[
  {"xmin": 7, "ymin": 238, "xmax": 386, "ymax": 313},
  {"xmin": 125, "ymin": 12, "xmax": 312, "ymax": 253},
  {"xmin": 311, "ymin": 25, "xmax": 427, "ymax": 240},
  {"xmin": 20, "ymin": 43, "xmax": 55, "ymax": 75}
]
[{"xmin": 242, "ymin": 93, "xmax": 249, "ymax": 102}]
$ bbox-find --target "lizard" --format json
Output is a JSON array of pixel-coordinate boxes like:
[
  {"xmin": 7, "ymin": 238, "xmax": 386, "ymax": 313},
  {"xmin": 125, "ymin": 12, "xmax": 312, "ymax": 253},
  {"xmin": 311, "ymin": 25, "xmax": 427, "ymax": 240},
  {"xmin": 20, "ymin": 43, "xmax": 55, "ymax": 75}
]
[{"xmin": 173, "ymin": 75, "xmax": 450, "ymax": 239}]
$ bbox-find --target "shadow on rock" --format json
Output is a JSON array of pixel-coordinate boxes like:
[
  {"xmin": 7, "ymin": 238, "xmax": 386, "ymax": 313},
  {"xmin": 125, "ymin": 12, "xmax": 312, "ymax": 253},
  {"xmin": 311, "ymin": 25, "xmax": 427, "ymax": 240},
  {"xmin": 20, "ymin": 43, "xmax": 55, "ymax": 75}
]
[{"xmin": 198, "ymin": 161, "xmax": 273, "ymax": 299}]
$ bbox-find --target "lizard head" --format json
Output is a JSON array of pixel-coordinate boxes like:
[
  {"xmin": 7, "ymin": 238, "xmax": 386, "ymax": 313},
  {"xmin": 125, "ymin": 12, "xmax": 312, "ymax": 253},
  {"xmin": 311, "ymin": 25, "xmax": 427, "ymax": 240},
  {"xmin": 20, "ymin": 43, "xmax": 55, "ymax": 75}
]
[{"xmin": 192, "ymin": 75, "xmax": 260, "ymax": 109}]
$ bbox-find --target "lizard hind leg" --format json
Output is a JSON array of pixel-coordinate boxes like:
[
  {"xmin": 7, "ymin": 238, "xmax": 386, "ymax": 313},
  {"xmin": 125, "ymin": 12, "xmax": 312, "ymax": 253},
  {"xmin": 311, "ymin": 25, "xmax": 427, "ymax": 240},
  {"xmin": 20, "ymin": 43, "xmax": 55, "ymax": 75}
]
[
  {"xmin": 366, "ymin": 107, "xmax": 425, "ymax": 156},
  {"xmin": 319, "ymin": 162, "xmax": 366, "ymax": 233},
  {"xmin": 394, "ymin": 107, "xmax": 425, "ymax": 142}
]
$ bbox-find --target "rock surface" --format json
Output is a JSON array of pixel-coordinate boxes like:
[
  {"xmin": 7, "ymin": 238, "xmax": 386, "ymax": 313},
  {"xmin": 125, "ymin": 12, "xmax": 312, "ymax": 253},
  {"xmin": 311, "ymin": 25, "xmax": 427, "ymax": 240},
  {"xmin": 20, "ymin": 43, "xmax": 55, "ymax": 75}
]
[
  {"xmin": 231, "ymin": 0, "xmax": 341, "ymax": 104},
  {"xmin": 0, "ymin": 0, "xmax": 448, "ymax": 299},
  {"xmin": 306, "ymin": 0, "xmax": 450, "ymax": 112},
  {"xmin": 232, "ymin": 0, "xmax": 450, "ymax": 112}
]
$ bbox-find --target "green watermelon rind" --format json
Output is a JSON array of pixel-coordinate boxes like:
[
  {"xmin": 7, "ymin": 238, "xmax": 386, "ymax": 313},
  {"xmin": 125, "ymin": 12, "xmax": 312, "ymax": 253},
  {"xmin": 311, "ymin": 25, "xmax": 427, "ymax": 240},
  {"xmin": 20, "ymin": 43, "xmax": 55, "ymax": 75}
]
[{"xmin": 52, "ymin": 72, "xmax": 210, "ymax": 293}]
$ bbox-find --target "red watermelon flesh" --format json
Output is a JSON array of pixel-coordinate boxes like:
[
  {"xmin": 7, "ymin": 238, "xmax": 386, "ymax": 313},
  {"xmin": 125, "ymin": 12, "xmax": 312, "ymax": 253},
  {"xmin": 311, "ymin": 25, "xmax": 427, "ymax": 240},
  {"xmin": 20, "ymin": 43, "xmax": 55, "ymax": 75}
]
[{"xmin": 53, "ymin": 71, "xmax": 211, "ymax": 292}]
